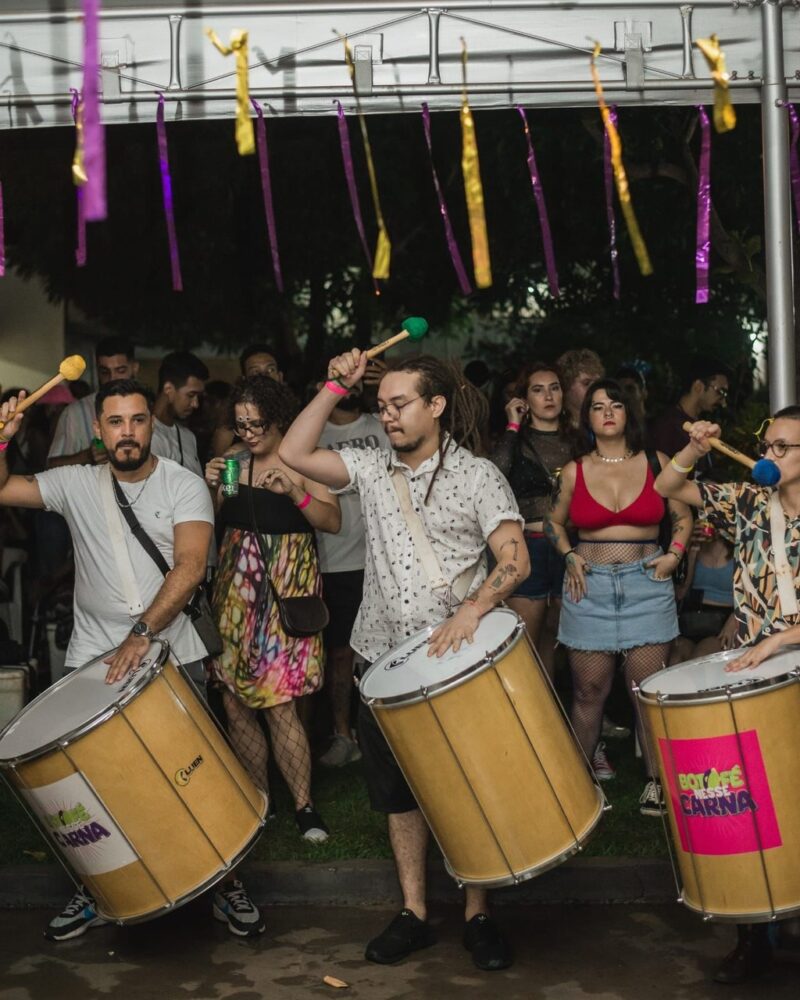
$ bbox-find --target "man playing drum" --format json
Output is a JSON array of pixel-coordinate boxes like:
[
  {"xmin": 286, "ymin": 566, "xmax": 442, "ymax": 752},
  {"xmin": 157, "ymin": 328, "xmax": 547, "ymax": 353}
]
[
  {"xmin": 655, "ymin": 406, "xmax": 800, "ymax": 984},
  {"xmin": 280, "ymin": 350, "xmax": 529, "ymax": 971},
  {"xmin": 0, "ymin": 380, "xmax": 264, "ymax": 940}
]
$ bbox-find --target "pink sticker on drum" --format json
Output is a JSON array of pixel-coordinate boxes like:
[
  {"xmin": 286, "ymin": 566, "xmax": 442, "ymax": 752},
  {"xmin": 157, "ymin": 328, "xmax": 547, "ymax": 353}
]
[{"xmin": 658, "ymin": 731, "xmax": 781, "ymax": 856}]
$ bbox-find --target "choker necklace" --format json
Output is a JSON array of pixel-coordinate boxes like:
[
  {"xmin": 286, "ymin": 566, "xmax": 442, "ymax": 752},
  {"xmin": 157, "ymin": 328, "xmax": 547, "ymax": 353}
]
[
  {"xmin": 594, "ymin": 449, "xmax": 632, "ymax": 464},
  {"xmin": 115, "ymin": 465, "xmax": 155, "ymax": 508}
]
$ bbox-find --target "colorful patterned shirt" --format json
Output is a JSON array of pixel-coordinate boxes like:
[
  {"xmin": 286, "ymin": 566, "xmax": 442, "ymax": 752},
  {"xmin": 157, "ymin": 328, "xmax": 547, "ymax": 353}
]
[{"xmin": 696, "ymin": 481, "xmax": 800, "ymax": 645}]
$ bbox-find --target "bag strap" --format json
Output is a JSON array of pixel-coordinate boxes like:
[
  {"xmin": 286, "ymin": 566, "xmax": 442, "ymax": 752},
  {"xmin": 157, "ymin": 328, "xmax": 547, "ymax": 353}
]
[
  {"xmin": 99, "ymin": 465, "xmax": 144, "ymax": 616},
  {"xmin": 644, "ymin": 448, "xmax": 662, "ymax": 480},
  {"xmin": 769, "ymin": 491, "xmax": 800, "ymax": 618}
]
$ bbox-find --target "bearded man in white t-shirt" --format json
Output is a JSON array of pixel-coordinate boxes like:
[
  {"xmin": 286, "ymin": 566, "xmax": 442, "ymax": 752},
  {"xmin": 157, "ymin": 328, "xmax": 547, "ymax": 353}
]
[{"xmin": 0, "ymin": 379, "xmax": 264, "ymax": 942}]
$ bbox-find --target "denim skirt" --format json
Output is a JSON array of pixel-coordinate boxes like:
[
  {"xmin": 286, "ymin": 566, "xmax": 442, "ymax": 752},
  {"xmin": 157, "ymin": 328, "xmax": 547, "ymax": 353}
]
[{"xmin": 557, "ymin": 554, "xmax": 679, "ymax": 652}]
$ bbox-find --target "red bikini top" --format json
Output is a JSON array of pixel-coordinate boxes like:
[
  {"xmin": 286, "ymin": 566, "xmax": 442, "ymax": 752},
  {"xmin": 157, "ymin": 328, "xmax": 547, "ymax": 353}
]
[{"xmin": 569, "ymin": 459, "xmax": 665, "ymax": 531}]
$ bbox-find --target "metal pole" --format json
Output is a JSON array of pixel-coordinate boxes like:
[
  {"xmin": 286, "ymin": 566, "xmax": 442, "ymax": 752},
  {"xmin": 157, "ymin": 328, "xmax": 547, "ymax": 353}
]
[{"xmin": 761, "ymin": 0, "xmax": 796, "ymax": 409}]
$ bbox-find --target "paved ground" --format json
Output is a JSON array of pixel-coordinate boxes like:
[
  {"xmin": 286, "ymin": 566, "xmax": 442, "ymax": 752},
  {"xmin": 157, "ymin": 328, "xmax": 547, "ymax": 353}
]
[{"xmin": 1, "ymin": 903, "xmax": 798, "ymax": 999}]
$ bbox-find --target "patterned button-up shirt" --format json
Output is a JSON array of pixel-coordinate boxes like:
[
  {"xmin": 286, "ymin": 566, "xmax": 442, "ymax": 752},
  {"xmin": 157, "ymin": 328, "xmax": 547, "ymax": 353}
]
[
  {"xmin": 697, "ymin": 481, "xmax": 800, "ymax": 645},
  {"xmin": 334, "ymin": 442, "xmax": 522, "ymax": 662}
]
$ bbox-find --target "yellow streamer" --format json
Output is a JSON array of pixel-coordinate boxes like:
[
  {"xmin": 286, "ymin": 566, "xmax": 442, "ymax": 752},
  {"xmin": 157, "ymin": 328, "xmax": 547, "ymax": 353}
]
[
  {"xmin": 72, "ymin": 98, "xmax": 87, "ymax": 186},
  {"xmin": 696, "ymin": 34, "xmax": 737, "ymax": 134},
  {"xmin": 590, "ymin": 42, "xmax": 653, "ymax": 278},
  {"xmin": 460, "ymin": 40, "xmax": 492, "ymax": 289},
  {"xmin": 341, "ymin": 37, "xmax": 391, "ymax": 281},
  {"xmin": 206, "ymin": 28, "xmax": 255, "ymax": 156}
]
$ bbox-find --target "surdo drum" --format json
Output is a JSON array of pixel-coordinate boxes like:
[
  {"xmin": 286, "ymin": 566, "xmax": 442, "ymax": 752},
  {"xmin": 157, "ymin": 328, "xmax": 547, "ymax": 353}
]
[
  {"xmin": 0, "ymin": 641, "xmax": 267, "ymax": 923},
  {"xmin": 360, "ymin": 608, "xmax": 605, "ymax": 887}
]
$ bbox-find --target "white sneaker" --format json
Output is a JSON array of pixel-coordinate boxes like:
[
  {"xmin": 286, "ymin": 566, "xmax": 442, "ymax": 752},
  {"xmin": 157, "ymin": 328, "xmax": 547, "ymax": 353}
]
[
  {"xmin": 592, "ymin": 741, "xmax": 616, "ymax": 781},
  {"xmin": 639, "ymin": 780, "xmax": 664, "ymax": 817},
  {"xmin": 213, "ymin": 879, "xmax": 265, "ymax": 936},
  {"xmin": 45, "ymin": 887, "xmax": 107, "ymax": 941}
]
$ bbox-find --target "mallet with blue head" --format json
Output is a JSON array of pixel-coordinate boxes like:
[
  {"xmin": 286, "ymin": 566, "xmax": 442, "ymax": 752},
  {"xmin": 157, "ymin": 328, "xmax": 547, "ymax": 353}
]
[{"xmin": 682, "ymin": 422, "xmax": 780, "ymax": 486}]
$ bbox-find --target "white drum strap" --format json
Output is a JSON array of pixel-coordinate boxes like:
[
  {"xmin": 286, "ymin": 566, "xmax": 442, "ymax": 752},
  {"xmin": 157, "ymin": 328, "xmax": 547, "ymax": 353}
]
[
  {"xmin": 769, "ymin": 491, "xmax": 800, "ymax": 618},
  {"xmin": 99, "ymin": 464, "xmax": 145, "ymax": 616},
  {"xmin": 390, "ymin": 468, "xmax": 477, "ymax": 607}
]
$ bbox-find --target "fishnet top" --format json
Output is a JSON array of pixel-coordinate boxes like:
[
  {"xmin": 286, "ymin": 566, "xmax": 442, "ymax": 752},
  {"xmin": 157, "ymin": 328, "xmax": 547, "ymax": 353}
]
[{"xmin": 492, "ymin": 426, "xmax": 574, "ymax": 523}]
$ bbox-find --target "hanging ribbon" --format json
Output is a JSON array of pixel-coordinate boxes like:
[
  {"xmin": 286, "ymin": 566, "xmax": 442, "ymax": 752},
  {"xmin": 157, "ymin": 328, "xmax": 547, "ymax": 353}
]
[
  {"xmin": 341, "ymin": 38, "xmax": 390, "ymax": 282},
  {"xmin": 695, "ymin": 105, "xmax": 711, "ymax": 304},
  {"xmin": 591, "ymin": 43, "xmax": 653, "ymax": 278},
  {"xmin": 695, "ymin": 35, "xmax": 737, "ymax": 134},
  {"xmin": 788, "ymin": 105, "xmax": 800, "ymax": 236},
  {"xmin": 335, "ymin": 100, "xmax": 379, "ymax": 295},
  {"xmin": 70, "ymin": 89, "xmax": 87, "ymax": 268},
  {"xmin": 156, "ymin": 94, "xmax": 183, "ymax": 292},
  {"xmin": 79, "ymin": 0, "xmax": 106, "ymax": 221},
  {"xmin": 421, "ymin": 103, "xmax": 472, "ymax": 296},
  {"xmin": 516, "ymin": 106, "xmax": 560, "ymax": 298},
  {"xmin": 0, "ymin": 179, "xmax": 5, "ymax": 277},
  {"xmin": 251, "ymin": 99, "xmax": 284, "ymax": 292},
  {"xmin": 603, "ymin": 106, "xmax": 621, "ymax": 300},
  {"xmin": 206, "ymin": 28, "xmax": 255, "ymax": 156},
  {"xmin": 460, "ymin": 39, "xmax": 492, "ymax": 289}
]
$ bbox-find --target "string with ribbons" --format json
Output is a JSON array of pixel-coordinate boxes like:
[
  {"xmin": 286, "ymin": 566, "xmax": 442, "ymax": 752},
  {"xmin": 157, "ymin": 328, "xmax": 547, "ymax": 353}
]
[
  {"xmin": 516, "ymin": 105, "xmax": 559, "ymax": 298},
  {"xmin": 460, "ymin": 39, "xmax": 492, "ymax": 289},
  {"xmin": 695, "ymin": 106, "xmax": 711, "ymax": 304},
  {"xmin": 78, "ymin": 0, "xmax": 106, "ymax": 222},
  {"xmin": 156, "ymin": 94, "xmax": 183, "ymax": 292},
  {"xmin": 206, "ymin": 29, "xmax": 255, "ymax": 156},
  {"xmin": 603, "ymin": 105, "xmax": 621, "ymax": 300},
  {"xmin": 69, "ymin": 89, "xmax": 87, "ymax": 268},
  {"xmin": 251, "ymin": 99, "xmax": 284, "ymax": 292},
  {"xmin": 335, "ymin": 100, "xmax": 379, "ymax": 295}
]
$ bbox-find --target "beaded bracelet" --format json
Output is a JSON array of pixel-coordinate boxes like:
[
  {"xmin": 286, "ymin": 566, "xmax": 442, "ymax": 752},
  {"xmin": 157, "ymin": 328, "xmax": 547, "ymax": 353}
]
[
  {"xmin": 324, "ymin": 380, "xmax": 349, "ymax": 397},
  {"xmin": 295, "ymin": 492, "xmax": 312, "ymax": 510},
  {"xmin": 670, "ymin": 457, "xmax": 695, "ymax": 475},
  {"xmin": 506, "ymin": 422, "xmax": 521, "ymax": 432}
]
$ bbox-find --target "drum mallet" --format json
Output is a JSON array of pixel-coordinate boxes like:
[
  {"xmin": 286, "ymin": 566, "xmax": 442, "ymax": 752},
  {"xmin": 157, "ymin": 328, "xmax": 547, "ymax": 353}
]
[
  {"xmin": 0, "ymin": 355, "xmax": 87, "ymax": 432},
  {"xmin": 331, "ymin": 317, "xmax": 429, "ymax": 377},
  {"xmin": 682, "ymin": 421, "xmax": 780, "ymax": 486}
]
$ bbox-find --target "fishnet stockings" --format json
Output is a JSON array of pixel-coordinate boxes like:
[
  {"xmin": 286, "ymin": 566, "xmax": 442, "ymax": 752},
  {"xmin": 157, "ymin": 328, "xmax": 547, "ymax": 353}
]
[{"xmin": 222, "ymin": 689, "xmax": 313, "ymax": 810}]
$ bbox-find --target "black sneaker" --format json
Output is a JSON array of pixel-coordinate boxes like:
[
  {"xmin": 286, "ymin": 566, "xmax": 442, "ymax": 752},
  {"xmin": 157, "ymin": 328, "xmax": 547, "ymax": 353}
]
[
  {"xmin": 213, "ymin": 879, "xmax": 265, "ymax": 937},
  {"xmin": 44, "ymin": 887, "xmax": 107, "ymax": 941},
  {"xmin": 365, "ymin": 909, "xmax": 436, "ymax": 964},
  {"xmin": 463, "ymin": 913, "xmax": 513, "ymax": 971},
  {"xmin": 295, "ymin": 804, "xmax": 329, "ymax": 843}
]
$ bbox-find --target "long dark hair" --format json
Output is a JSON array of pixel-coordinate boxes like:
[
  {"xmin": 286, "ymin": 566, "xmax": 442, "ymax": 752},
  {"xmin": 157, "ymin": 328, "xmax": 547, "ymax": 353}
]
[
  {"xmin": 577, "ymin": 378, "xmax": 646, "ymax": 457},
  {"xmin": 514, "ymin": 360, "xmax": 573, "ymax": 438},
  {"xmin": 385, "ymin": 355, "xmax": 489, "ymax": 503}
]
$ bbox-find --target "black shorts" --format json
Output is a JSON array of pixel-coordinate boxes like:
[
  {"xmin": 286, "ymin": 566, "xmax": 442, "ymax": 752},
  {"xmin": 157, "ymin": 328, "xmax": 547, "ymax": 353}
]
[
  {"xmin": 357, "ymin": 684, "xmax": 418, "ymax": 815},
  {"xmin": 322, "ymin": 570, "xmax": 364, "ymax": 648}
]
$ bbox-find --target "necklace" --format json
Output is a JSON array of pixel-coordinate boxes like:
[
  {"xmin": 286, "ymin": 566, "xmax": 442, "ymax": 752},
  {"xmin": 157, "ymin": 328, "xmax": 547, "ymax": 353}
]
[
  {"xmin": 594, "ymin": 449, "xmax": 632, "ymax": 464},
  {"xmin": 115, "ymin": 465, "xmax": 155, "ymax": 508}
]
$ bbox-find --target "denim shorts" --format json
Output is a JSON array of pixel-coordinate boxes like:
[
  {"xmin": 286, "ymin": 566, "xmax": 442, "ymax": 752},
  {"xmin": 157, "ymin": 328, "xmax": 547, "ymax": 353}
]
[
  {"xmin": 557, "ymin": 554, "xmax": 679, "ymax": 652},
  {"xmin": 514, "ymin": 533, "xmax": 566, "ymax": 600}
]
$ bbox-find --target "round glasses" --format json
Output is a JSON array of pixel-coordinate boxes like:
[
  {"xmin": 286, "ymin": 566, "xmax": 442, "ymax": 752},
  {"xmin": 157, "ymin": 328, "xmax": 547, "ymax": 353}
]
[{"xmin": 757, "ymin": 439, "xmax": 800, "ymax": 459}]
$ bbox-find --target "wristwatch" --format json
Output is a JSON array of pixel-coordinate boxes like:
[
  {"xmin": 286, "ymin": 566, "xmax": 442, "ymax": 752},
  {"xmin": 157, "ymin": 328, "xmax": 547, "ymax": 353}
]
[{"xmin": 131, "ymin": 621, "xmax": 157, "ymax": 640}]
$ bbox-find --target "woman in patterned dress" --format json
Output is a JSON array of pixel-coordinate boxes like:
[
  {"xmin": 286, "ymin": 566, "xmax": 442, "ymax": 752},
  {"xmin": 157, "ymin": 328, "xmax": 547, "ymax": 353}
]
[{"xmin": 205, "ymin": 376, "xmax": 340, "ymax": 841}]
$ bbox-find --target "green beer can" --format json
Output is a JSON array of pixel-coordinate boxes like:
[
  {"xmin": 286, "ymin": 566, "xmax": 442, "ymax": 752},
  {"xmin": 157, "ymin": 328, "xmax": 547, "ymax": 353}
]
[{"xmin": 221, "ymin": 457, "xmax": 239, "ymax": 497}]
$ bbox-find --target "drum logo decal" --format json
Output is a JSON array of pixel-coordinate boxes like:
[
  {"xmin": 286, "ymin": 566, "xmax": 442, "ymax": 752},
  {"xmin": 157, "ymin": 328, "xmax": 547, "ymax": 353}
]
[
  {"xmin": 384, "ymin": 637, "xmax": 428, "ymax": 671},
  {"xmin": 175, "ymin": 755, "xmax": 204, "ymax": 786},
  {"xmin": 659, "ymin": 731, "xmax": 782, "ymax": 856}
]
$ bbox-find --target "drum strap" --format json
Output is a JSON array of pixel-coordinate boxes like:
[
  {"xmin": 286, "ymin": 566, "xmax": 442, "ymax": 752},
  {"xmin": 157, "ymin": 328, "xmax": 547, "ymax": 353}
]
[
  {"xmin": 98, "ymin": 465, "xmax": 145, "ymax": 617},
  {"xmin": 769, "ymin": 492, "xmax": 800, "ymax": 618},
  {"xmin": 390, "ymin": 468, "xmax": 477, "ymax": 609}
]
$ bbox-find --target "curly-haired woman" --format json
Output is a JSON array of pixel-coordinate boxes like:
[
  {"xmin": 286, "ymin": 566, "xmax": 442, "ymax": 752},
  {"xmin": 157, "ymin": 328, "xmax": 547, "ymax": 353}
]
[{"xmin": 205, "ymin": 376, "xmax": 340, "ymax": 848}]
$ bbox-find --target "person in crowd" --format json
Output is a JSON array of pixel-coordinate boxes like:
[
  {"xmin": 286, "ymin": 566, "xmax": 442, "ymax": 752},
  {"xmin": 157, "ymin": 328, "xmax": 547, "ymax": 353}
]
[
  {"xmin": 151, "ymin": 351, "xmax": 208, "ymax": 476},
  {"xmin": 544, "ymin": 378, "xmax": 692, "ymax": 812},
  {"xmin": 191, "ymin": 379, "xmax": 232, "ymax": 467},
  {"xmin": 615, "ymin": 365, "xmax": 648, "ymax": 428},
  {"xmin": 279, "ymin": 350, "xmax": 527, "ymax": 972},
  {"xmin": 650, "ymin": 357, "xmax": 730, "ymax": 465},
  {"xmin": 669, "ymin": 518, "xmax": 736, "ymax": 664},
  {"xmin": 211, "ymin": 345, "xmax": 284, "ymax": 457},
  {"xmin": 0, "ymin": 382, "xmax": 263, "ymax": 939},
  {"xmin": 655, "ymin": 408, "xmax": 800, "ymax": 984},
  {"xmin": 205, "ymin": 376, "xmax": 339, "ymax": 844},
  {"xmin": 47, "ymin": 337, "xmax": 139, "ymax": 468},
  {"xmin": 69, "ymin": 379, "xmax": 92, "ymax": 400},
  {"xmin": 314, "ymin": 374, "xmax": 387, "ymax": 767},
  {"xmin": 491, "ymin": 361, "xmax": 576, "ymax": 676},
  {"xmin": 555, "ymin": 348, "xmax": 605, "ymax": 428}
]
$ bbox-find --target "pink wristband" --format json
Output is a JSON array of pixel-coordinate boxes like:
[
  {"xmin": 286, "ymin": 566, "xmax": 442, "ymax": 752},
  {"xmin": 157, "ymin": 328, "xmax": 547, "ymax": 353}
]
[
  {"xmin": 325, "ymin": 380, "xmax": 349, "ymax": 397},
  {"xmin": 506, "ymin": 422, "xmax": 521, "ymax": 432},
  {"xmin": 670, "ymin": 540, "xmax": 686, "ymax": 553},
  {"xmin": 295, "ymin": 492, "xmax": 312, "ymax": 510},
  {"xmin": 0, "ymin": 441, "xmax": 8, "ymax": 453}
]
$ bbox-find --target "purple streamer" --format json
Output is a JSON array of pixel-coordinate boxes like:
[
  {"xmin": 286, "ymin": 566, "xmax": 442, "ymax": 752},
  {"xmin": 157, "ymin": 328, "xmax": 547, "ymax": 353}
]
[
  {"xmin": 0, "ymin": 179, "xmax": 5, "ymax": 277},
  {"xmin": 70, "ymin": 89, "xmax": 87, "ymax": 268},
  {"xmin": 251, "ymin": 99, "xmax": 284, "ymax": 293},
  {"xmin": 604, "ymin": 106, "xmax": 621, "ymax": 301},
  {"xmin": 516, "ymin": 106, "xmax": 560, "ymax": 298},
  {"xmin": 788, "ymin": 105, "xmax": 800, "ymax": 237},
  {"xmin": 335, "ymin": 100, "xmax": 378, "ymax": 294},
  {"xmin": 156, "ymin": 94, "xmax": 183, "ymax": 292},
  {"xmin": 695, "ymin": 105, "xmax": 711, "ymax": 305},
  {"xmin": 81, "ymin": 0, "xmax": 106, "ymax": 221},
  {"xmin": 421, "ymin": 103, "xmax": 472, "ymax": 296}
]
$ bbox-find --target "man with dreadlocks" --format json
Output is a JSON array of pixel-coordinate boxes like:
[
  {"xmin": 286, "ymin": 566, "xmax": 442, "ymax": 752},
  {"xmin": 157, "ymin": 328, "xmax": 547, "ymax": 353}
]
[{"xmin": 280, "ymin": 349, "xmax": 528, "ymax": 972}]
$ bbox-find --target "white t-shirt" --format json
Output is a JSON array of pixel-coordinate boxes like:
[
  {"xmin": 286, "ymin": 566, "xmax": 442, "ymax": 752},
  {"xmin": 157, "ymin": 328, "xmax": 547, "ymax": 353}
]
[
  {"xmin": 151, "ymin": 417, "xmax": 202, "ymax": 477},
  {"xmin": 316, "ymin": 414, "xmax": 387, "ymax": 574},
  {"xmin": 36, "ymin": 458, "xmax": 214, "ymax": 668},
  {"xmin": 47, "ymin": 394, "xmax": 97, "ymax": 459}
]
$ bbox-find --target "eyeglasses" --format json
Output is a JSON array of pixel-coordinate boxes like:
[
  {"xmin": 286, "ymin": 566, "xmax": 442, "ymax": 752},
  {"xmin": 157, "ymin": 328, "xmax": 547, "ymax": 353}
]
[
  {"xmin": 377, "ymin": 396, "xmax": 423, "ymax": 420},
  {"xmin": 235, "ymin": 420, "xmax": 268, "ymax": 436},
  {"xmin": 707, "ymin": 382, "xmax": 729, "ymax": 400},
  {"xmin": 757, "ymin": 439, "xmax": 800, "ymax": 459}
]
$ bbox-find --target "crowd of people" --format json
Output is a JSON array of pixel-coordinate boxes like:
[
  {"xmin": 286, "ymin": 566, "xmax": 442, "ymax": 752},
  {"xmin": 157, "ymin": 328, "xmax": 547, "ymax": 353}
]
[{"xmin": 3, "ymin": 333, "xmax": 798, "ymax": 985}]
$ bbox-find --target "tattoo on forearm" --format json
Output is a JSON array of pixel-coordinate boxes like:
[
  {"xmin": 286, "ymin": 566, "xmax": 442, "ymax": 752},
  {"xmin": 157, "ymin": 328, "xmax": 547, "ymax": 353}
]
[
  {"xmin": 499, "ymin": 538, "xmax": 519, "ymax": 562},
  {"xmin": 489, "ymin": 564, "xmax": 518, "ymax": 591}
]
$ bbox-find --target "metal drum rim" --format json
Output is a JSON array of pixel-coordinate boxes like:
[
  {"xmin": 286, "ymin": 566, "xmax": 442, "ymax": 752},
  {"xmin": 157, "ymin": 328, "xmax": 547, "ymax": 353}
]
[
  {"xmin": 680, "ymin": 896, "xmax": 800, "ymax": 925},
  {"xmin": 637, "ymin": 669, "xmax": 800, "ymax": 707},
  {"xmin": 0, "ymin": 641, "xmax": 171, "ymax": 766},
  {"xmin": 359, "ymin": 610, "xmax": 525, "ymax": 709}
]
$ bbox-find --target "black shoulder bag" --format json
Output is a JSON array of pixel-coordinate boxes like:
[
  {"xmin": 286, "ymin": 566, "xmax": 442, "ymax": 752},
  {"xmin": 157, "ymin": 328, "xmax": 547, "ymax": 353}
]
[
  {"xmin": 111, "ymin": 477, "xmax": 224, "ymax": 657},
  {"xmin": 245, "ymin": 463, "xmax": 329, "ymax": 639}
]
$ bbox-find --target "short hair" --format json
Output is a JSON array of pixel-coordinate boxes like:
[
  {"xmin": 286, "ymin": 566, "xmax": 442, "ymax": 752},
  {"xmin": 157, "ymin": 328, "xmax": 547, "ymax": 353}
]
[
  {"xmin": 773, "ymin": 405, "xmax": 800, "ymax": 422},
  {"xmin": 95, "ymin": 337, "xmax": 135, "ymax": 361},
  {"xmin": 577, "ymin": 378, "xmax": 646, "ymax": 456},
  {"xmin": 230, "ymin": 375, "xmax": 299, "ymax": 435},
  {"xmin": 615, "ymin": 365, "xmax": 646, "ymax": 391},
  {"xmin": 679, "ymin": 356, "xmax": 731, "ymax": 394},
  {"xmin": 239, "ymin": 343, "xmax": 284, "ymax": 374},
  {"xmin": 157, "ymin": 351, "xmax": 209, "ymax": 392},
  {"xmin": 556, "ymin": 348, "xmax": 605, "ymax": 388},
  {"xmin": 95, "ymin": 379, "xmax": 155, "ymax": 417}
]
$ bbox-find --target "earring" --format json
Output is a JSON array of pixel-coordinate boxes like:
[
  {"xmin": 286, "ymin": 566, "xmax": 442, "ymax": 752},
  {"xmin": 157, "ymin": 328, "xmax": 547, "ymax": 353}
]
[{"xmin": 588, "ymin": 430, "xmax": 596, "ymax": 445}]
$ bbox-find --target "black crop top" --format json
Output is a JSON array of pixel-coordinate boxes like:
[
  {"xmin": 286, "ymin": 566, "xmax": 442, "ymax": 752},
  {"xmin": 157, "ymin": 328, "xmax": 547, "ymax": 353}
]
[{"xmin": 219, "ymin": 484, "xmax": 313, "ymax": 535}]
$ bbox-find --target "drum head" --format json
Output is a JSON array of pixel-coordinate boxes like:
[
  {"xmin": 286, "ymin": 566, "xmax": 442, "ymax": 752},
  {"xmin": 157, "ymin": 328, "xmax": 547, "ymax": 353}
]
[
  {"xmin": 360, "ymin": 607, "xmax": 521, "ymax": 705},
  {"xmin": 639, "ymin": 645, "xmax": 800, "ymax": 701},
  {"xmin": 0, "ymin": 641, "xmax": 168, "ymax": 762}
]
